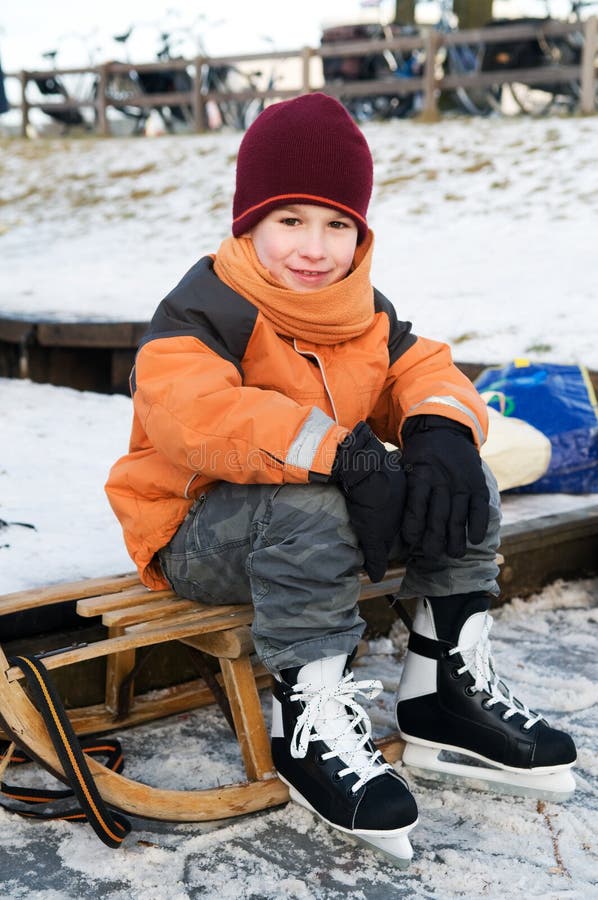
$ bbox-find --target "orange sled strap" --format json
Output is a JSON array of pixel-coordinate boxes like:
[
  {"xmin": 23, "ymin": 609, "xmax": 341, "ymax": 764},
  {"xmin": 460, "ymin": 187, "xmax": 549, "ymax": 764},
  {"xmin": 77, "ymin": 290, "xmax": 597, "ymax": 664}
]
[{"xmin": 1, "ymin": 654, "xmax": 131, "ymax": 848}]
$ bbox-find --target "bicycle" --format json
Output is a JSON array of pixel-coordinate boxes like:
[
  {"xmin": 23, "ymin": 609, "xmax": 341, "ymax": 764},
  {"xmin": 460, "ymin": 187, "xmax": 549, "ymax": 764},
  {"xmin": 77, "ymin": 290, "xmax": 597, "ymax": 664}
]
[
  {"xmin": 320, "ymin": 1, "xmax": 500, "ymax": 122},
  {"xmin": 31, "ymin": 35, "xmax": 100, "ymax": 132},
  {"xmin": 435, "ymin": 0, "xmax": 502, "ymax": 116},
  {"xmin": 103, "ymin": 24, "xmax": 268, "ymax": 133},
  {"xmin": 480, "ymin": 0, "xmax": 598, "ymax": 116},
  {"xmin": 187, "ymin": 24, "xmax": 273, "ymax": 131},
  {"xmin": 29, "ymin": 33, "xmax": 147, "ymax": 135},
  {"xmin": 321, "ymin": 21, "xmax": 423, "ymax": 123},
  {"xmin": 94, "ymin": 27, "xmax": 193, "ymax": 135}
]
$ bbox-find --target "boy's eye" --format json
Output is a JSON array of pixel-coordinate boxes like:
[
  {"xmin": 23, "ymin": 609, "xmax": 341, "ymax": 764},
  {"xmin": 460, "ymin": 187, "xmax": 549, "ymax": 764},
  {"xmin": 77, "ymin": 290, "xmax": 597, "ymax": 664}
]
[
  {"xmin": 329, "ymin": 220, "xmax": 349, "ymax": 229},
  {"xmin": 280, "ymin": 217, "xmax": 301, "ymax": 226}
]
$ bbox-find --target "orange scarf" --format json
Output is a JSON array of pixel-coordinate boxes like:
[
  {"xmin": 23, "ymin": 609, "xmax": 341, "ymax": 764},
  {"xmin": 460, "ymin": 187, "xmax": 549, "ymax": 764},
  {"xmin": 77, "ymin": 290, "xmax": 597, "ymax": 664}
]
[{"xmin": 213, "ymin": 231, "xmax": 375, "ymax": 345}]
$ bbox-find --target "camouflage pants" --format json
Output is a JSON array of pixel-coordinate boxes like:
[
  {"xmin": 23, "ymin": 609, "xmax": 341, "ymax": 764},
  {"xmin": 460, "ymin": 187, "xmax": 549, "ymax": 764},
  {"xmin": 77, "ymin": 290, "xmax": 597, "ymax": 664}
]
[{"xmin": 158, "ymin": 462, "xmax": 501, "ymax": 673}]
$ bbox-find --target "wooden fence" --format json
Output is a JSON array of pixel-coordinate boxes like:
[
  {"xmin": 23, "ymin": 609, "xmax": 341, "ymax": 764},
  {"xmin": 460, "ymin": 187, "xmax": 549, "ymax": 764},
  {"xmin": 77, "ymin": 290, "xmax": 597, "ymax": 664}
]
[{"xmin": 5, "ymin": 17, "xmax": 598, "ymax": 136}]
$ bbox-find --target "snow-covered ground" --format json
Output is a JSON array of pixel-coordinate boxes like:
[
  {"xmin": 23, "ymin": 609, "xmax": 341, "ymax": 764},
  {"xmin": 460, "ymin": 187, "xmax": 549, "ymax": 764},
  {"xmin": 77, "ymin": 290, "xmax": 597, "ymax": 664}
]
[
  {"xmin": 1, "ymin": 113, "xmax": 598, "ymax": 367},
  {"xmin": 0, "ymin": 578, "xmax": 596, "ymax": 899},
  {"xmin": 1, "ymin": 113, "xmax": 597, "ymax": 897},
  {"xmin": 1, "ymin": 111, "xmax": 597, "ymax": 593},
  {"xmin": 0, "ymin": 376, "xmax": 596, "ymax": 596}
]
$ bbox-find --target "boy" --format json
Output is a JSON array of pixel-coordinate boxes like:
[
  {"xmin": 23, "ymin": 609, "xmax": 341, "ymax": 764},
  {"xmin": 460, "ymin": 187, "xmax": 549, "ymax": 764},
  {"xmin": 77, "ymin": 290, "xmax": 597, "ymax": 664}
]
[{"xmin": 106, "ymin": 93, "xmax": 576, "ymax": 866}]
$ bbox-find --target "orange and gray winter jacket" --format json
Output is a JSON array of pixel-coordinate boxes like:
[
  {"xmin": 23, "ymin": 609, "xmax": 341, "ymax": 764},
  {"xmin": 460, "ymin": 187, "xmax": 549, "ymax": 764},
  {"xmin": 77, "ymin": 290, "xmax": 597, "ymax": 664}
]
[{"xmin": 105, "ymin": 257, "xmax": 488, "ymax": 589}]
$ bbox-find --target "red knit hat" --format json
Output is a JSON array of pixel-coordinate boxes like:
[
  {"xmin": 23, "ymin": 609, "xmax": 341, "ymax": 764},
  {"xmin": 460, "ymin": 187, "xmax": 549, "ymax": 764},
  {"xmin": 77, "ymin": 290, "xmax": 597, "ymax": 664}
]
[{"xmin": 232, "ymin": 92, "xmax": 373, "ymax": 244}]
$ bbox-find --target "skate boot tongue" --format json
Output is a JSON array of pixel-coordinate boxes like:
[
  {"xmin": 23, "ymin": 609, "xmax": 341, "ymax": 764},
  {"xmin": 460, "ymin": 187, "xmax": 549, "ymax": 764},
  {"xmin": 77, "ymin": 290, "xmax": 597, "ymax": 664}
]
[
  {"xmin": 451, "ymin": 609, "xmax": 543, "ymax": 728},
  {"xmin": 457, "ymin": 610, "xmax": 489, "ymax": 653},
  {"xmin": 289, "ymin": 654, "xmax": 390, "ymax": 789},
  {"xmin": 295, "ymin": 654, "xmax": 347, "ymax": 688}
]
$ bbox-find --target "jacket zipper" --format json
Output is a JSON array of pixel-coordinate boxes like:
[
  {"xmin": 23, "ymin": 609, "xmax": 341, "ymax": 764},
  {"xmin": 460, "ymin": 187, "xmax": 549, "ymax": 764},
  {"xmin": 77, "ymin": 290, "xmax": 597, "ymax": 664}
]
[{"xmin": 293, "ymin": 339, "xmax": 339, "ymax": 424}]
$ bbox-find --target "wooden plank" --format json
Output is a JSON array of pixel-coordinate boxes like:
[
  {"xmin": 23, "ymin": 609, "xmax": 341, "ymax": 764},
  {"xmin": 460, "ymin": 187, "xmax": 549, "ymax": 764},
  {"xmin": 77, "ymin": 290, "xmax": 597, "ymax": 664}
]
[
  {"xmin": 104, "ymin": 625, "xmax": 135, "ymax": 715},
  {"xmin": 77, "ymin": 585, "xmax": 173, "ymax": 617},
  {"xmin": 498, "ymin": 504, "xmax": 598, "ymax": 598},
  {"xmin": 220, "ymin": 656, "xmax": 276, "ymax": 781},
  {"xmin": 48, "ymin": 670, "xmax": 273, "ymax": 737},
  {"xmin": 36, "ymin": 322, "xmax": 148, "ymax": 349},
  {"xmin": 124, "ymin": 604, "xmax": 251, "ymax": 634},
  {"xmin": 0, "ymin": 668, "xmax": 272, "ymax": 741},
  {"xmin": 6, "ymin": 608, "xmax": 254, "ymax": 681},
  {"xmin": 181, "ymin": 626, "xmax": 255, "ymax": 660},
  {"xmin": 102, "ymin": 598, "xmax": 194, "ymax": 627},
  {"xmin": 1, "ymin": 572, "xmax": 140, "ymax": 616},
  {"xmin": 0, "ymin": 317, "xmax": 36, "ymax": 343},
  {"xmin": 359, "ymin": 567, "xmax": 405, "ymax": 600},
  {"xmin": 580, "ymin": 16, "xmax": 598, "ymax": 116},
  {"xmin": 501, "ymin": 505, "xmax": 598, "ymax": 550}
]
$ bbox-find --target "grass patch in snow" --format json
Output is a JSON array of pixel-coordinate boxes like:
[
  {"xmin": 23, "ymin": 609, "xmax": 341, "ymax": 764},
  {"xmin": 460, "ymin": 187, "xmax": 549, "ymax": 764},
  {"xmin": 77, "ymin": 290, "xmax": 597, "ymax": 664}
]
[
  {"xmin": 109, "ymin": 162, "xmax": 157, "ymax": 179},
  {"xmin": 463, "ymin": 158, "xmax": 493, "ymax": 174},
  {"xmin": 452, "ymin": 331, "xmax": 481, "ymax": 344},
  {"xmin": 525, "ymin": 342, "xmax": 553, "ymax": 354}
]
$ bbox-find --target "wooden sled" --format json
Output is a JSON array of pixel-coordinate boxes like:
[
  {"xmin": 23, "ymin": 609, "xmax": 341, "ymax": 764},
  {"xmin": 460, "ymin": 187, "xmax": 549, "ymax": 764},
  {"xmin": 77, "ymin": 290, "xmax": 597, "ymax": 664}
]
[{"xmin": 0, "ymin": 569, "xmax": 407, "ymax": 823}]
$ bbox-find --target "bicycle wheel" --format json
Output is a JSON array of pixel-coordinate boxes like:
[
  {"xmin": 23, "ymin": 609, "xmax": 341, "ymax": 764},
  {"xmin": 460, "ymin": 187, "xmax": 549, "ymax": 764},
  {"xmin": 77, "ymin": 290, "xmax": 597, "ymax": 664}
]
[
  {"xmin": 340, "ymin": 96, "xmax": 378, "ymax": 123},
  {"xmin": 509, "ymin": 31, "xmax": 580, "ymax": 116},
  {"xmin": 97, "ymin": 71, "xmax": 148, "ymax": 135},
  {"xmin": 214, "ymin": 64, "xmax": 269, "ymax": 130},
  {"xmin": 446, "ymin": 44, "xmax": 501, "ymax": 115}
]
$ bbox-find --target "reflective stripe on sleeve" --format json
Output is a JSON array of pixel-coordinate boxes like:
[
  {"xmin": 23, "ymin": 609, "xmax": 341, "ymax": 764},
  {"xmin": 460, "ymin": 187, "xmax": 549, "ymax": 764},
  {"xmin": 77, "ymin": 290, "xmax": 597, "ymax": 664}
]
[
  {"xmin": 286, "ymin": 407, "xmax": 336, "ymax": 470},
  {"xmin": 407, "ymin": 395, "xmax": 485, "ymax": 446}
]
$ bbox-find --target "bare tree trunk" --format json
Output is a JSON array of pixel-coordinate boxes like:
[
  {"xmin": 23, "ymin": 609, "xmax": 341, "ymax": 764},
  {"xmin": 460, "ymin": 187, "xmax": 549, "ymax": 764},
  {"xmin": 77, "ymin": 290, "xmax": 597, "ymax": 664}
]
[
  {"xmin": 392, "ymin": 1, "xmax": 416, "ymax": 25},
  {"xmin": 453, "ymin": 1, "xmax": 494, "ymax": 29}
]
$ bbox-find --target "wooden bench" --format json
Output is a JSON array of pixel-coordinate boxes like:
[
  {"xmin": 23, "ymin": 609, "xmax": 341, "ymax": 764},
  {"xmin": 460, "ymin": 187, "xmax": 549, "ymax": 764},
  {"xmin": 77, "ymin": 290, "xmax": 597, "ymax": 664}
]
[{"xmin": 0, "ymin": 567, "xmax": 407, "ymax": 823}]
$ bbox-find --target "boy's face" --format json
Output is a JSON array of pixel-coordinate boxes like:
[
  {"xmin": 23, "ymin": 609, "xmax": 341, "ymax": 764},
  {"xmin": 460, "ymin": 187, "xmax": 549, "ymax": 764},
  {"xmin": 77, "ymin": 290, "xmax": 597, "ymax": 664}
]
[{"xmin": 247, "ymin": 203, "xmax": 359, "ymax": 292}]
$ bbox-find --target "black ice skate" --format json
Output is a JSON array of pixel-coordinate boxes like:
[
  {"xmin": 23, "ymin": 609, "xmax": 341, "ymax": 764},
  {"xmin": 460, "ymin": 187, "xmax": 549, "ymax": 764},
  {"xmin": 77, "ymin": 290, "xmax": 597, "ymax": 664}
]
[
  {"xmin": 395, "ymin": 596, "xmax": 577, "ymax": 801},
  {"xmin": 272, "ymin": 654, "xmax": 418, "ymax": 867}
]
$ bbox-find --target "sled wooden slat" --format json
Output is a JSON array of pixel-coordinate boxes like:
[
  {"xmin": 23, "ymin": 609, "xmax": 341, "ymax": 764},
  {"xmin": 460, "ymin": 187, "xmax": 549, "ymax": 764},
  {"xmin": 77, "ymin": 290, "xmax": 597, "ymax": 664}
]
[
  {"xmin": 6, "ymin": 608, "xmax": 255, "ymax": 682},
  {"xmin": 0, "ymin": 572, "xmax": 141, "ymax": 616},
  {"xmin": 181, "ymin": 626, "xmax": 255, "ymax": 660},
  {"xmin": 65, "ymin": 669, "xmax": 273, "ymax": 736},
  {"xmin": 101, "ymin": 598, "xmax": 196, "ymax": 627},
  {"xmin": 358, "ymin": 565, "xmax": 405, "ymax": 599},
  {"xmin": 76, "ymin": 585, "xmax": 175, "ymax": 617}
]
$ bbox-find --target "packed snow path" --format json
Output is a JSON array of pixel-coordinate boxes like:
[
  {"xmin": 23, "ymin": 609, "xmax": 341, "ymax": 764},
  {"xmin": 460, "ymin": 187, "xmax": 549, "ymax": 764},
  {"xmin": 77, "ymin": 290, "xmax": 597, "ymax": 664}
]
[{"xmin": 0, "ymin": 579, "xmax": 596, "ymax": 898}]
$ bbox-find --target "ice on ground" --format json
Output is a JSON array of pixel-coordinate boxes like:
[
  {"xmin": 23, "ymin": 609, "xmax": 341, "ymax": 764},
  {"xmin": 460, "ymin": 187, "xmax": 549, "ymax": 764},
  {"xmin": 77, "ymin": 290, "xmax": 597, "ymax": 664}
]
[{"xmin": 0, "ymin": 578, "xmax": 596, "ymax": 899}]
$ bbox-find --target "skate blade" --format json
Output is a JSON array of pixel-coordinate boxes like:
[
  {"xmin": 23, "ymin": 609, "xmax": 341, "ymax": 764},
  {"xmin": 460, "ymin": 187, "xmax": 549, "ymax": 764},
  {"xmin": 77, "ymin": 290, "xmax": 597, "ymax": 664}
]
[
  {"xmin": 349, "ymin": 830, "xmax": 414, "ymax": 869},
  {"xmin": 401, "ymin": 742, "xmax": 576, "ymax": 802},
  {"xmin": 284, "ymin": 780, "xmax": 416, "ymax": 867}
]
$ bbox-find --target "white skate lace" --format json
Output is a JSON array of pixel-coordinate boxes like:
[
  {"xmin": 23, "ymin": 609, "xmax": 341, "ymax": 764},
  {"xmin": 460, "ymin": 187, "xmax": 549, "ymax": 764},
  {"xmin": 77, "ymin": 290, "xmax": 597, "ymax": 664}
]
[
  {"xmin": 448, "ymin": 614, "xmax": 543, "ymax": 730},
  {"xmin": 289, "ymin": 673, "xmax": 393, "ymax": 792}
]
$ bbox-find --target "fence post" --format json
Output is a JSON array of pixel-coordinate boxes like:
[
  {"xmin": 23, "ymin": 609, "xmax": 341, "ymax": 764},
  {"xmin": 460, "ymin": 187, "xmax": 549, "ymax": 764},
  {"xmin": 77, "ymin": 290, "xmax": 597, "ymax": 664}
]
[
  {"xmin": 193, "ymin": 56, "xmax": 208, "ymax": 133},
  {"xmin": 301, "ymin": 46, "xmax": 312, "ymax": 94},
  {"xmin": 418, "ymin": 30, "xmax": 440, "ymax": 122},
  {"xmin": 96, "ymin": 63, "xmax": 109, "ymax": 136},
  {"xmin": 580, "ymin": 16, "xmax": 598, "ymax": 115},
  {"xmin": 19, "ymin": 70, "xmax": 29, "ymax": 138}
]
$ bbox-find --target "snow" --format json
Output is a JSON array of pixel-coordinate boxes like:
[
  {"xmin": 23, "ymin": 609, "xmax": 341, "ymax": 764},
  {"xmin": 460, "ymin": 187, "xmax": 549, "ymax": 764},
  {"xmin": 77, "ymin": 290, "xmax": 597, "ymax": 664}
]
[
  {"xmin": 1, "ymin": 113, "xmax": 598, "ymax": 896},
  {"xmin": 1, "ymin": 114, "xmax": 598, "ymax": 367},
  {"xmin": 0, "ymin": 578, "xmax": 597, "ymax": 898}
]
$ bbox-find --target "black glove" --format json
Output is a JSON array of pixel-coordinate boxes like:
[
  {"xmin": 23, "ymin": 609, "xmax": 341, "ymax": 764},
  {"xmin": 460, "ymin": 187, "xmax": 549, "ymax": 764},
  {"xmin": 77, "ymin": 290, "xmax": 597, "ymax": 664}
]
[
  {"xmin": 400, "ymin": 415, "xmax": 489, "ymax": 559},
  {"xmin": 331, "ymin": 421, "xmax": 406, "ymax": 583}
]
